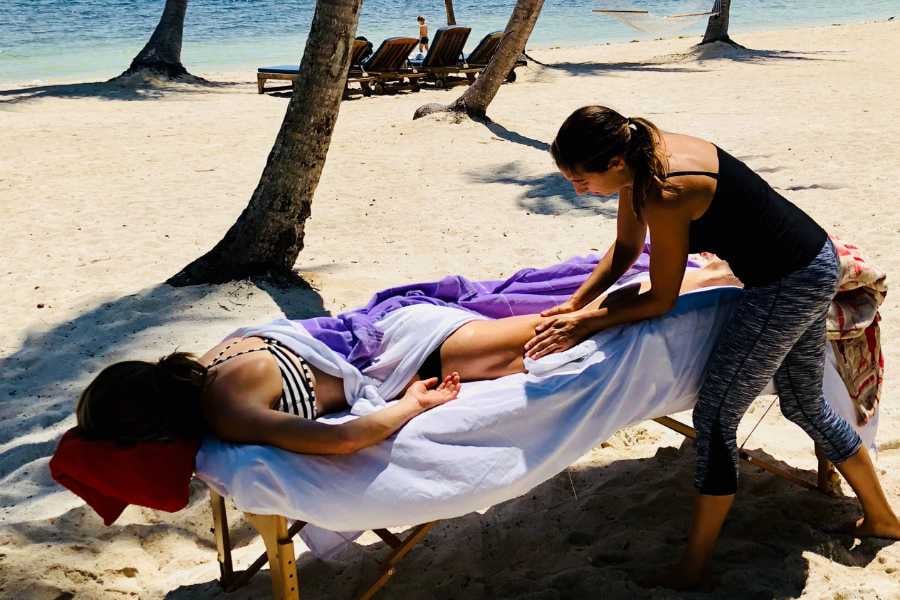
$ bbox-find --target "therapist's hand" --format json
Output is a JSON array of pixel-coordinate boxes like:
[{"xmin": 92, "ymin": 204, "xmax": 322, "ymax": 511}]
[
  {"xmin": 524, "ymin": 314, "xmax": 590, "ymax": 360},
  {"xmin": 540, "ymin": 297, "xmax": 582, "ymax": 318}
]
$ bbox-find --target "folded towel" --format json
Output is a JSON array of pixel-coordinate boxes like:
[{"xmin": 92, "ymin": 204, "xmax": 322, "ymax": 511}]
[{"xmin": 49, "ymin": 429, "xmax": 199, "ymax": 525}]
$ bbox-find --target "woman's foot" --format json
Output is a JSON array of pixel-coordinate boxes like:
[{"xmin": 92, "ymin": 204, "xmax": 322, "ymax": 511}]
[{"xmin": 846, "ymin": 516, "xmax": 900, "ymax": 539}]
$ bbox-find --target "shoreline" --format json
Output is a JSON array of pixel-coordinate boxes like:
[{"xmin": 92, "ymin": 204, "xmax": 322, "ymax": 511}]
[{"xmin": 1, "ymin": 15, "xmax": 897, "ymax": 90}]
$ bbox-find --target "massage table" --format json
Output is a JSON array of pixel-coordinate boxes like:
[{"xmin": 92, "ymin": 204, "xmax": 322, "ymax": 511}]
[{"xmin": 196, "ymin": 285, "xmax": 874, "ymax": 600}]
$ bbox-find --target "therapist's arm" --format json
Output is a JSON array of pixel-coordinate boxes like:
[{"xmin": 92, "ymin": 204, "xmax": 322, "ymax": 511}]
[
  {"xmin": 525, "ymin": 200, "xmax": 690, "ymax": 359},
  {"xmin": 549, "ymin": 188, "xmax": 647, "ymax": 313},
  {"xmin": 576, "ymin": 200, "xmax": 690, "ymax": 330}
]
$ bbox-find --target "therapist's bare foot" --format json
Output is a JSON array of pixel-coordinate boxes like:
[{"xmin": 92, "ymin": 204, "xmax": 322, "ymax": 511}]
[{"xmin": 844, "ymin": 516, "xmax": 900, "ymax": 539}]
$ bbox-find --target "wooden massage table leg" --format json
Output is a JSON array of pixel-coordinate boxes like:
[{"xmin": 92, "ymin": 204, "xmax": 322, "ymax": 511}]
[
  {"xmin": 653, "ymin": 416, "xmax": 822, "ymax": 493},
  {"xmin": 245, "ymin": 512, "xmax": 301, "ymax": 600},
  {"xmin": 358, "ymin": 522, "xmax": 436, "ymax": 600}
]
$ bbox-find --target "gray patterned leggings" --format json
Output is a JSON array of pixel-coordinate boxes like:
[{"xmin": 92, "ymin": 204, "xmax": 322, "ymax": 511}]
[{"xmin": 693, "ymin": 239, "xmax": 862, "ymax": 495}]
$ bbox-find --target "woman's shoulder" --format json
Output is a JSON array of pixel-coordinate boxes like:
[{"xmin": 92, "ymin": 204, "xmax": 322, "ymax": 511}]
[
  {"xmin": 203, "ymin": 346, "xmax": 281, "ymax": 408},
  {"xmin": 660, "ymin": 132, "xmax": 718, "ymax": 174}
]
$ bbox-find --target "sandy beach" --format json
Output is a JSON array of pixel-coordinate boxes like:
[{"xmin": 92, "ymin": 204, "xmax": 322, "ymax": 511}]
[{"xmin": 1, "ymin": 19, "xmax": 899, "ymax": 599}]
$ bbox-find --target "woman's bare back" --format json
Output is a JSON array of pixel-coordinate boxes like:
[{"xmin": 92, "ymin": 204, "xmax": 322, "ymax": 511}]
[{"xmin": 199, "ymin": 337, "xmax": 347, "ymax": 416}]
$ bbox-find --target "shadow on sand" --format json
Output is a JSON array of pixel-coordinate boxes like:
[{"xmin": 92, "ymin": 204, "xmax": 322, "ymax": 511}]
[
  {"xmin": 530, "ymin": 43, "xmax": 845, "ymax": 79},
  {"xmin": 683, "ymin": 42, "xmax": 847, "ymax": 65},
  {"xmin": 483, "ymin": 121, "xmax": 551, "ymax": 153},
  {"xmin": 0, "ymin": 76, "xmax": 244, "ymax": 105},
  {"xmin": 165, "ymin": 439, "xmax": 892, "ymax": 599},
  {"xmin": 468, "ymin": 161, "xmax": 618, "ymax": 219}
]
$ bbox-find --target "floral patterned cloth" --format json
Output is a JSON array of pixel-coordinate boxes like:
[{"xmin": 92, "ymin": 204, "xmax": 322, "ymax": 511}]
[{"xmin": 827, "ymin": 238, "xmax": 886, "ymax": 425}]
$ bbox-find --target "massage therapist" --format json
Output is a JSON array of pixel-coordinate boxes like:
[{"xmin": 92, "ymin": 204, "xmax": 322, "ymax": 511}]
[{"xmin": 525, "ymin": 105, "xmax": 899, "ymax": 588}]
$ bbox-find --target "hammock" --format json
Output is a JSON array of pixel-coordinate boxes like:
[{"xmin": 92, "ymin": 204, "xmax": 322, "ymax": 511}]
[{"xmin": 593, "ymin": 1, "xmax": 719, "ymax": 36}]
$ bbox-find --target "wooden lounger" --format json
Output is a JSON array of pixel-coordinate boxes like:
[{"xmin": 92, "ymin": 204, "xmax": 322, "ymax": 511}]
[
  {"xmin": 207, "ymin": 411, "xmax": 826, "ymax": 599},
  {"xmin": 411, "ymin": 25, "xmax": 482, "ymax": 88},
  {"xmin": 465, "ymin": 31, "xmax": 528, "ymax": 83},
  {"xmin": 257, "ymin": 38, "xmax": 375, "ymax": 95},
  {"xmin": 359, "ymin": 36, "xmax": 427, "ymax": 95}
]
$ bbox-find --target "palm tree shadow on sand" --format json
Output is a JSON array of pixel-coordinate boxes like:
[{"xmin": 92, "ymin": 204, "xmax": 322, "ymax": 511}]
[
  {"xmin": 675, "ymin": 42, "xmax": 847, "ymax": 65},
  {"xmin": 0, "ymin": 76, "xmax": 244, "ymax": 105},
  {"xmin": 468, "ymin": 161, "xmax": 619, "ymax": 219},
  {"xmin": 166, "ymin": 438, "xmax": 893, "ymax": 599},
  {"xmin": 529, "ymin": 44, "xmax": 845, "ymax": 78}
]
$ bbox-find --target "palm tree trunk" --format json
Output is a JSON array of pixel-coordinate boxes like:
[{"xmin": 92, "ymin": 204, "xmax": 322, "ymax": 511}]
[
  {"xmin": 444, "ymin": 0, "xmax": 457, "ymax": 25},
  {"xmin": 168, "ymin": 0, "xmax": 363, "ymax": 286},
  {"xmin": 414, "ymin": 0, "xmax": 544, "ymax": 121},
  {"xmin": 701, "ymin": 0, "xmax": 734, "ymax": 44},
  {"xmin": 121, "ymin": 0, "xmax": 190, "ymax": 78}
]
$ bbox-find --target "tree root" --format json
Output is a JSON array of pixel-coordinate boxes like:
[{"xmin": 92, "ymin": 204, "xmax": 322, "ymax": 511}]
[{"xmin": 412, "ymin": 101, "xmax": 489, "ymax": 122}]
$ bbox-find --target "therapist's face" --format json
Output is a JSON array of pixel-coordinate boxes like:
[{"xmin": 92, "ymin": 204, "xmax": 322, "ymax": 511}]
[{"xmin": 559, "ymin": 157, "xmax": 628, "ymax": 196}]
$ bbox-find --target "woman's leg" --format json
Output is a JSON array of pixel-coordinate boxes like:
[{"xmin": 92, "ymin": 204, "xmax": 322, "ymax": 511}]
[
  {"xmin": 667, "ymin": 241, "xmax": 857, "ymax": 588},
  {"xmin": 440, "ymin": 314, "xmax": 544, "ymax": 381},
  {"xmin": 668, "ymin": 279, "xmax": 833, "ymax": 586},
  {"xmin": 441, "ymin": 264, "xmax": 743, "ymax": 383},
  {"xmin": 775, "ymin": 311, "xmax": 900, "ymax": 538},
  {"xmin": 645, "ymin": 280, "xmax": 796, "ymax": 589}
]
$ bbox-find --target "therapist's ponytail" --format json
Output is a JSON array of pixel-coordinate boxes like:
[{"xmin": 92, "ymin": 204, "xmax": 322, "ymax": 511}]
[{"xmin": 551, "ymin": 106, "xmax": 672, "ymax": 220}]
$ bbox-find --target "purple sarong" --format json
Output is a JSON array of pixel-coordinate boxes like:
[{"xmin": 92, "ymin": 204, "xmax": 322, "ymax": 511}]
[{"xmin": 301, "ymin": 247, "xmax": 689, "ymax": 370}]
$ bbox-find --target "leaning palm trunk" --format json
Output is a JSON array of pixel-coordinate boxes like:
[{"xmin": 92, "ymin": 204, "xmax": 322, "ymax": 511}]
[
  {"xmin": 444, "ymin": 0, "xmax": 457, "ymax": 25},
  {"xmin": 701, "ymin": 0, "xmax": 737, "ymax": 45},
  {"xmin": 120, "ymin": 0, "xmax": 191, "ymax": 79},
  {"xmin": 169, "ymin": 0, "xmax": 362, "ymax": 286},
  {"xmin": 414, "ymin": 0, "xmax": 544, "ymax": 122}
]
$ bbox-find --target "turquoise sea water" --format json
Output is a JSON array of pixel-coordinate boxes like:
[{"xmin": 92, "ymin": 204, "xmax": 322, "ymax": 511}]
[{"xmin": 1, "ymin": 1, "xmax": 898, "ymax": 85}]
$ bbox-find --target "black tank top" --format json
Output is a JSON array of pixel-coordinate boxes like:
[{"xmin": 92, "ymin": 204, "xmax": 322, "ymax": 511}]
[{"xmin": 669, "ymin": 146, "xmax": 827, "ymax": 287}]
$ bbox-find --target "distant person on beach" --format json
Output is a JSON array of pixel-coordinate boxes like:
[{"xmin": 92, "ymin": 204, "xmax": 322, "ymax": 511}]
[
  {"xmin": 536, "ymin": 105, "xmax": 900, "ymax": 590},
  {"xmin": 417, "ymin": 15, "xmax": 429, "ymax": 56}
]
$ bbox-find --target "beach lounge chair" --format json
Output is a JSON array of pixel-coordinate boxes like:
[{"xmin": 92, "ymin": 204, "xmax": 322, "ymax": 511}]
[
  {"xmin": 256, "ymin": 38, "xmax": 375, "ymax": 95},
  {"xmin": 409, "ymin": 25, "xmax": 482, "ymax": 88},
  {"xmin": 359, "ymin": 36, "xmax": 426, "ymax": 95},
  {"xmin": 466, "ymin": 31, "xmax": 528, "ymax": 82}
]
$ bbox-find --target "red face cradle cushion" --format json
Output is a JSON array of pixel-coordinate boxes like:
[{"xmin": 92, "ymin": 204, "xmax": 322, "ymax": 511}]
[{"xmin": 49, "ymin": 428, "xmax": 200, "ymax": 525}]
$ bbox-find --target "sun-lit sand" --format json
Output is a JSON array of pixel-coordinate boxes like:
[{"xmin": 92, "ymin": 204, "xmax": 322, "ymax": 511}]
[{"xmin": 1, "ymin": 19, "xmax": 898, "ymax": 599}]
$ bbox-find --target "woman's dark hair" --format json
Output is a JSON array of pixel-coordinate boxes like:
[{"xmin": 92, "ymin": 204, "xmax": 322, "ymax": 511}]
[
  {"xmin": 76, "ymin": 352, "xmax": 208, "ymax": 444},
  {"xmin": 551, "ymin": 105, "xmax": 672, "ymax": 219}
]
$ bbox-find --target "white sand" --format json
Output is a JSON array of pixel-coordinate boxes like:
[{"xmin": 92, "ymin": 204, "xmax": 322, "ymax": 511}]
[{"xmin": 1, "ymin": 20, "xmax": 899, "ymax": 599}]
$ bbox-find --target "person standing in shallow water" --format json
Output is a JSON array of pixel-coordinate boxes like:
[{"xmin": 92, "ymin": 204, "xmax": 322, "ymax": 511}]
[
  {"xmin": 416, "ymin": 15, "xmax": 429, "ymax": 56},
  {"xmin": 528, "ymin": 105, "xmax": 900, "ymax": 589}
]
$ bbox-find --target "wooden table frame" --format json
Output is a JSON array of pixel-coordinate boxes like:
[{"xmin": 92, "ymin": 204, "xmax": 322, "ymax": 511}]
[
  {"xmin": 209, "ymin": 488, "xmax": 435, "ymax": 600},
  {"xmin": 207, "ymin": 416, "xmax": 824, "ymax": 599}
]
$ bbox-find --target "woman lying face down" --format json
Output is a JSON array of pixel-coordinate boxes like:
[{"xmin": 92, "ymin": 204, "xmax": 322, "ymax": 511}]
[{"xmin": 76, "ymin": 265, "xmax": 730, "ymax": 456}]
